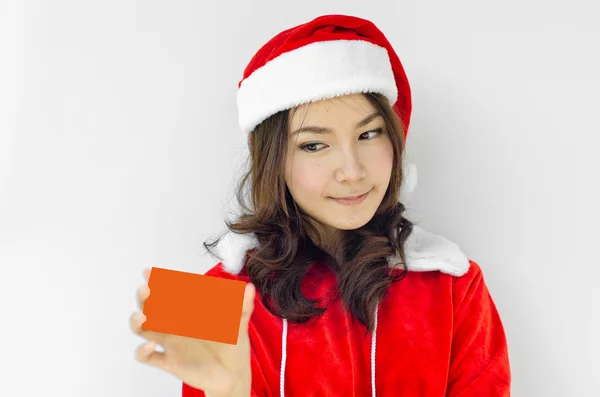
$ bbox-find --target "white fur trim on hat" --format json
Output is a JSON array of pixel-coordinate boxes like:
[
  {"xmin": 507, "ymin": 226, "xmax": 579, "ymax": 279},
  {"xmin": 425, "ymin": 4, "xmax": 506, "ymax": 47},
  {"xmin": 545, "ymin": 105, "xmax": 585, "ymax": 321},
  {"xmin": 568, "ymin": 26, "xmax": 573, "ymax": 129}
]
[
  {"xmin": 209, "ymin": 224, "xmax": 470, "ymax": 277},
  {"xmin": 400, "ymin": 162, "xmax": 418, "ymax": 198},
  {"xmin": 237, "ymin": 39, "xmax": 398, "ymax": 135}
]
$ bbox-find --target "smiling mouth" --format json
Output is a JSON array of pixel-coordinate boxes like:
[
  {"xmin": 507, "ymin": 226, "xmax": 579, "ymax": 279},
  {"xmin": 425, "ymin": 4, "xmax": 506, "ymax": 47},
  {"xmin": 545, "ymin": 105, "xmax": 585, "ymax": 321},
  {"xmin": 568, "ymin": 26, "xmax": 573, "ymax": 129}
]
[
  {"xmin": 332, "ymin": 189, "xmax": 371, "ymax": 200},
  {"xmin": 335, "ymin": 193, "xmax": 365, "ymax": 200}
]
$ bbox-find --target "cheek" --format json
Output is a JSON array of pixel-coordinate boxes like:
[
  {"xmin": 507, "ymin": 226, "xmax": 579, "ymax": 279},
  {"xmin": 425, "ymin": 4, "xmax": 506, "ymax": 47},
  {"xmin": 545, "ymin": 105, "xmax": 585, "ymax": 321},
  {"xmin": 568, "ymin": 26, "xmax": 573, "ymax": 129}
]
[
  {"xmin": 286, "ymin": 157, "xmax": 327, "ymax": 198},
  {"xmin": 368, "ymin": 142, "xmax": 394, "ymax": 178}
]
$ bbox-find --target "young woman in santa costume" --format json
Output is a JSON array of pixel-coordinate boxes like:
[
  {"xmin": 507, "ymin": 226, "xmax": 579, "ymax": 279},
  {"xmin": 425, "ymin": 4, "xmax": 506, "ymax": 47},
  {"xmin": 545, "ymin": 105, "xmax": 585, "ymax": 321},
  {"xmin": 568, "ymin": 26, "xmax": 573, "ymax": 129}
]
[{"xmin": 130, "ymin": 14, "xmax": 511, "ymax": 397}]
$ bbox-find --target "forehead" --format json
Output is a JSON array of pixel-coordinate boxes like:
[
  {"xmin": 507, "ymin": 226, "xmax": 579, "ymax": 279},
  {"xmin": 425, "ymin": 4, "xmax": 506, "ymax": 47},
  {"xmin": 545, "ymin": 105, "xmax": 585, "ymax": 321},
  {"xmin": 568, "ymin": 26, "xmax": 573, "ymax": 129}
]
[{"xmin": 289, "ymin": 94, "xmax": 377, "ymax": 130}]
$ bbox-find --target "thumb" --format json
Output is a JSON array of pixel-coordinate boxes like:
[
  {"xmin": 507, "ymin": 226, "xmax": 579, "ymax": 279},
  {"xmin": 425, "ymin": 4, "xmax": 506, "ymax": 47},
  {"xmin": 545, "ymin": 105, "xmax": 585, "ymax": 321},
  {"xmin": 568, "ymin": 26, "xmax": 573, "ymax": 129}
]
[{"xmin": 239, "ymin": 283, "xmax": 256, "ymax": 328}]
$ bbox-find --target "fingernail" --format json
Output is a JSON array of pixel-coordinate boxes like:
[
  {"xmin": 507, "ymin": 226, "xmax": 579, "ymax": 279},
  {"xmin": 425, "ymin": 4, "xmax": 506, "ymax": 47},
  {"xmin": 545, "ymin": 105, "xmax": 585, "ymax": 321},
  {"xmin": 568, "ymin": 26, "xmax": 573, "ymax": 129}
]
[{"xmin": 138, "ymin": 314, "xmax": 146, "ymax": 323}]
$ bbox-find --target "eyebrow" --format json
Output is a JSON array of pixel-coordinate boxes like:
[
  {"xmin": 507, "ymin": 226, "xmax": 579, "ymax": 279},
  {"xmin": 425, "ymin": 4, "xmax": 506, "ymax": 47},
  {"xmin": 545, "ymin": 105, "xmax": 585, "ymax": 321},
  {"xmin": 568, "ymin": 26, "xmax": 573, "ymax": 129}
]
[{"xmin": 290, "ymin": 112, "xmax": 382, "ymax": 136}]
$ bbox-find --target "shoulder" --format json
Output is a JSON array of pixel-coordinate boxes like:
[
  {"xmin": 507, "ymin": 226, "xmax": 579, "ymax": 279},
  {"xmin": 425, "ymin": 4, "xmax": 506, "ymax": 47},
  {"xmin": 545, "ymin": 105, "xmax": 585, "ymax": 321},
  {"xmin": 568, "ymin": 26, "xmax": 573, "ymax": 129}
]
[
  {"xmin": 450, "ymin": 259, "xmax": 491, "ymax": 307},
  {"xmin": 395, "ymin": 224, "xmax": 472, "ymax": 277},
  {"xmin": 456, "ymin": 259, "xmax": 483, "ymax": 281}
]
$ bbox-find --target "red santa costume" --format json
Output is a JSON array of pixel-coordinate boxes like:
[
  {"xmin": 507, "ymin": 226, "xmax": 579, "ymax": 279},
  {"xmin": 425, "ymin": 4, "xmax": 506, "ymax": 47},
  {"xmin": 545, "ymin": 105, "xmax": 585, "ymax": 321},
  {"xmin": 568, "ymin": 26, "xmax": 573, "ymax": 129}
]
[{"xmin": 183, "ymin": 14, "xmax": 511, "ymax": 397}]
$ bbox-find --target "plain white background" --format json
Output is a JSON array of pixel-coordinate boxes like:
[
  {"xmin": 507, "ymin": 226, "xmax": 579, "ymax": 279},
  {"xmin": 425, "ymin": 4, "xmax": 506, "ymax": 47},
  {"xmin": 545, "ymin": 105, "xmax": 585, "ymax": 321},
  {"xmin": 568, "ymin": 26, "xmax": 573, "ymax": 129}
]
[{"xmin": 1, "ymin": 0, "xmax": 599, "ymax": 396}]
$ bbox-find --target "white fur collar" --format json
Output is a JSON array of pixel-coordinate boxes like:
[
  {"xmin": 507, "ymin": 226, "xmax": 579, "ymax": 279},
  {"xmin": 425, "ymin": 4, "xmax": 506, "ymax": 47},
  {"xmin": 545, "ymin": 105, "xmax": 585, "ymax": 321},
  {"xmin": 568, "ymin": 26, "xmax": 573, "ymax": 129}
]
[{"xmin": 210, "ymin": 224, "xmax": 470, "ymax": 277}]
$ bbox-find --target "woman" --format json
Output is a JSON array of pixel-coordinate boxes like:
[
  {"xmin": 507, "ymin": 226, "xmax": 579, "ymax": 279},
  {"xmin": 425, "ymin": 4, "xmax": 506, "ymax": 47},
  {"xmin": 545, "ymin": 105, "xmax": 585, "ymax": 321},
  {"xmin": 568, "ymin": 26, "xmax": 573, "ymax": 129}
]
[{"xmin": 130, "ymin": 14, "xmax": 511, "ymax": 396}]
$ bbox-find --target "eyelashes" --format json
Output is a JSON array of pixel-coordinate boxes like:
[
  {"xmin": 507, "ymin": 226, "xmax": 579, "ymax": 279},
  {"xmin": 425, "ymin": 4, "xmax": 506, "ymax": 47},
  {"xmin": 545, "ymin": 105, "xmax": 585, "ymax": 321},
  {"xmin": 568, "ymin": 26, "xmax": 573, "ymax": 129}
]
[{"xmin": 298, "ymin": 128, "xmax": 384, "ymax": 153}]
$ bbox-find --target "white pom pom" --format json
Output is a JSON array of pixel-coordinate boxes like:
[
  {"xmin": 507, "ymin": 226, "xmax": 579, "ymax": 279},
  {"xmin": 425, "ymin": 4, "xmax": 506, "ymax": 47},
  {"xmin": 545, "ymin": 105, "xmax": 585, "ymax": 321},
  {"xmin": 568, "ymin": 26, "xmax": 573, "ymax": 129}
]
[{"xmin": 399, "ymin": 162, "xmax": 418, "ymax": 200}]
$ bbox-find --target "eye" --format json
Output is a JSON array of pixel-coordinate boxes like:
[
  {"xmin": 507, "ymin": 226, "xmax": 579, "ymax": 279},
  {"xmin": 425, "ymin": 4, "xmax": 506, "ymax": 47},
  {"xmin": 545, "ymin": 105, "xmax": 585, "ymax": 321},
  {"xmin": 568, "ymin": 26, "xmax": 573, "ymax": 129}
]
[
  {"xmin": 359, "ymin": 128, "xmax": 383, "ymax": 140},
  {"xmin": 299, "ymin": 142, "xmax": 326, "ymax": 153}
]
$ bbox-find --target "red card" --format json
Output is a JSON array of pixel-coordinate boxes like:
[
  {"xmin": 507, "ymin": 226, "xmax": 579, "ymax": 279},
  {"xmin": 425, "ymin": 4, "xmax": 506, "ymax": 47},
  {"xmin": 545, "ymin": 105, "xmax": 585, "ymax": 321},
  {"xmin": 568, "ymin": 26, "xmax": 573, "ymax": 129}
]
[{"xmin": 142, "ymin": 267, "xmax": 246, "ymax": 345}]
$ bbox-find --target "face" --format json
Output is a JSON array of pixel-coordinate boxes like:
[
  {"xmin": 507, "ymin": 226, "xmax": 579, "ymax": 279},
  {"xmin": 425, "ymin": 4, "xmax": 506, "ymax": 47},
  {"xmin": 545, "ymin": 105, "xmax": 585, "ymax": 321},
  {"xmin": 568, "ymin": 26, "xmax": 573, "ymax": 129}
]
[{"xmin": 285, "ymin": 94, "xmax": 394, "ymax": 233}]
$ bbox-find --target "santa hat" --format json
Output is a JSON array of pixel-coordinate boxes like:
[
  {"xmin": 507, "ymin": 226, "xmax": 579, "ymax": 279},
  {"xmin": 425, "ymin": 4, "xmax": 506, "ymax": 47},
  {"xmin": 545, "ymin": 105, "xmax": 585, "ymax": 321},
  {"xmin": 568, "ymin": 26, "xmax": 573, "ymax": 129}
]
[{"xmin": 236, "ymin": 14, "xmax": 418, "ymax": 197}]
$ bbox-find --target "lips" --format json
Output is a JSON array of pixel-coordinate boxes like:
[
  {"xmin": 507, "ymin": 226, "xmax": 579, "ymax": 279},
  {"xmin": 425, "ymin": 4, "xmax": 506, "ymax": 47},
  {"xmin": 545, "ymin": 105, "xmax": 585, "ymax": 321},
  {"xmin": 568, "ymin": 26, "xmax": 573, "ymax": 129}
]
[
  {"xmin": 330, "ymin": 189, "xmax": 371, "ymax": 205},
  {"xmin": 332, "ymin": 190, "xmax": 370, "ymax": 200},
  {"xmin": 336, "ymin": 193, "xmax": 367, "ymax": 200}
]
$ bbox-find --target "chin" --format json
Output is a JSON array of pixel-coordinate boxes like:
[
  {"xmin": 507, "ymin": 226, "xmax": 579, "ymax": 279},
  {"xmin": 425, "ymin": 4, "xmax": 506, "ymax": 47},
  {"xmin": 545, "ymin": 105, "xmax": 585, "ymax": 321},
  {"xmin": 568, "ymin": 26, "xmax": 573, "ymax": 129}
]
[
  {"xmin": 323, "ymin": 211, "xmax": 375, "ymax": 230},
  {"xmin": 333, "ymin": 222, "xmax": 370, "ymax": 231},
  {"xmin": 318, "ymin": 198, "xmax": 381, "ymax": 230}
]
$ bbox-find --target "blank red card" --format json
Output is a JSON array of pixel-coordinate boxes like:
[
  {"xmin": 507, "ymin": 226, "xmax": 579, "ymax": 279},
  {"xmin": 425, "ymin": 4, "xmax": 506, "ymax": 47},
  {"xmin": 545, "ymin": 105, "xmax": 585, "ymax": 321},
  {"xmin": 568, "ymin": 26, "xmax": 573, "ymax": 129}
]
[{"xmin": 142, "ymin": 267, "xmax": 246, "ymax": 345}]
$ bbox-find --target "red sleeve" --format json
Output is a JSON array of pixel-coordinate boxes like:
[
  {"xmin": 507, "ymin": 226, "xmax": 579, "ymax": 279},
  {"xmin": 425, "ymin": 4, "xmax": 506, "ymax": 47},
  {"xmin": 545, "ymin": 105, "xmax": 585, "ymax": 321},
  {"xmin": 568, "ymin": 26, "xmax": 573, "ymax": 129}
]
[
  {"xmin": 182, "ymin": 263, "xmax": 271, "ymax": 397},
  {"xmin": 446, "ymin": 260, "xmax": 511, "ymax": 396}
]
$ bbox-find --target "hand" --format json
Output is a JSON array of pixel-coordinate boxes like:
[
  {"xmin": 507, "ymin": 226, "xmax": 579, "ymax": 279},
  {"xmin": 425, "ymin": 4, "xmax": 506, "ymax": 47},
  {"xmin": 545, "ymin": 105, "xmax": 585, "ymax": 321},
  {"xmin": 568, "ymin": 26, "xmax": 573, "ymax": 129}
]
[{"xmin": 130, "ymin": 268, "xmax": 256, "ymax": 397}]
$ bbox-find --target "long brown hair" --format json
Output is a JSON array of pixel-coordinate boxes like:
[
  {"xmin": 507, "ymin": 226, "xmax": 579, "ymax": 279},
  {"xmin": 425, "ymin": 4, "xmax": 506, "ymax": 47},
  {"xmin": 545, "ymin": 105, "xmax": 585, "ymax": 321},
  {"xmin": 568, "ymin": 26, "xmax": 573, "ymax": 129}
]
[{"xmin": 204, "ymin": 92, "xmax": 414, "ymax": 333}]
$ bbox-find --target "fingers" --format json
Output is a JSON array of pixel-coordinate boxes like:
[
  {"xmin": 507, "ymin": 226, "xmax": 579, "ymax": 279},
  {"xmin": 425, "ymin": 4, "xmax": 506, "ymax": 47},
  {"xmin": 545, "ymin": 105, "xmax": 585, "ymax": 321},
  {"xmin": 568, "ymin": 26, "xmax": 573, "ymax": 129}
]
[
  {"xmin": 129, "ymin": 312, "xmax": 166, "ymax": 346},
  {"xmin": 135, "ymin": 340, "xmax": 169, "ymax": 371},
  {"xmin": 136, "ymin": 283, "xmax": 150, "ymax": 312},
  {"xmin": 143, "ymin": 268, "xmax": 151, "ymax": 282},
  {"xmin": 129, "ymin": 312, "xmax": 146, "ymax": 336},
  {"xmin": 133, "ymin": 268, "xmax": 169, "ymax": 370},
  {"xmin": 136, "ymin": 268, "xmax": 151, "ymax": 312}
]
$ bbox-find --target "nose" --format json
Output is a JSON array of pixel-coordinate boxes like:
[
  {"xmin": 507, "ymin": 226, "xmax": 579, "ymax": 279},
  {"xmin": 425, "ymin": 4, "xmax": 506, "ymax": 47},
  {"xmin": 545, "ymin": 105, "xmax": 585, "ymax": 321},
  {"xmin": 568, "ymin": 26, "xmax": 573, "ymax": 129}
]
[{"xmin": 334, "ymin": 149, "xmax": 366, "ymax": 183}]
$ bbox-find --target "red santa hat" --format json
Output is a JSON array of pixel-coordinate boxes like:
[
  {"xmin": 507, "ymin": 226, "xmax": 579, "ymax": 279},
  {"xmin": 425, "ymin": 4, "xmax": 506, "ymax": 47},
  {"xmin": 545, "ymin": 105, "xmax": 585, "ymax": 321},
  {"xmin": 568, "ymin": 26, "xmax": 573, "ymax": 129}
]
[{"xmin": 236, "ymin": 14, "xmax": 418, "ymax": 197}]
